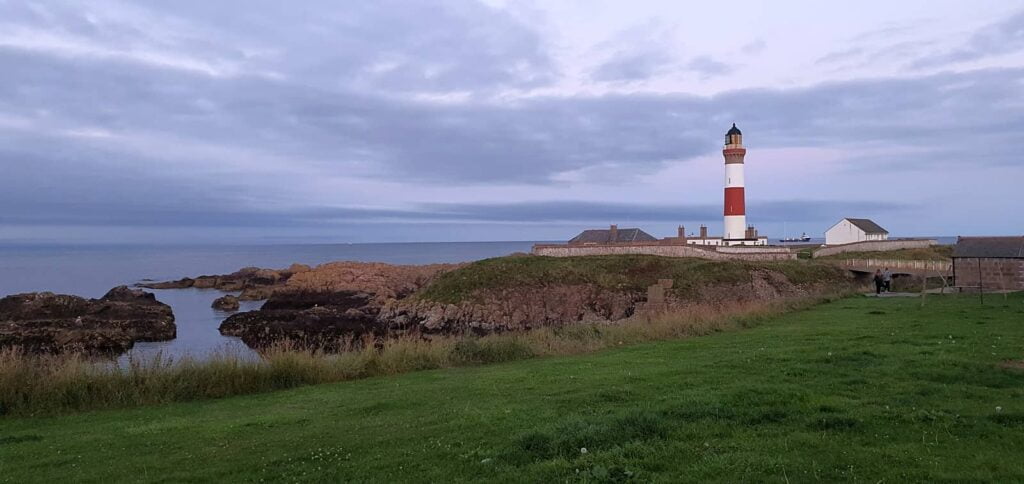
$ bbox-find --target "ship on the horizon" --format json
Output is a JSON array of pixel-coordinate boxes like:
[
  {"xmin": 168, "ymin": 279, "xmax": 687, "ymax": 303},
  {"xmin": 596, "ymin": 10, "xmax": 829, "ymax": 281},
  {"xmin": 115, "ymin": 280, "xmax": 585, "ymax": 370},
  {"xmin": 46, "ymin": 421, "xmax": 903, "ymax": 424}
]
[{"xmin": 779, "ymin": 232, "xmax": 812, "ymax": 243}]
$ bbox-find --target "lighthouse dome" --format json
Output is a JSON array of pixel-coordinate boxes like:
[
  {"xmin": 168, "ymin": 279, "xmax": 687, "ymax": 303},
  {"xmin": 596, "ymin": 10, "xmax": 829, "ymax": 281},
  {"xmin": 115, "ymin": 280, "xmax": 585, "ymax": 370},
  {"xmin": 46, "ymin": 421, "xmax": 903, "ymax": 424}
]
[{"xmin": 726, "ymin": 123, "xmax": 742, "ymax": 136}]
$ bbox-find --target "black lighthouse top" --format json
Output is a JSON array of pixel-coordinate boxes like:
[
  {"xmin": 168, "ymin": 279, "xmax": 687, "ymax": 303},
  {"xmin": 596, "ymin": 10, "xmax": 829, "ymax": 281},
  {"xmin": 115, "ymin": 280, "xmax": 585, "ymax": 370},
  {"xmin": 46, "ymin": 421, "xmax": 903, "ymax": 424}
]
[{"xmin": 726, "ymin": 123, "xmax": 742, "ymax": 136}]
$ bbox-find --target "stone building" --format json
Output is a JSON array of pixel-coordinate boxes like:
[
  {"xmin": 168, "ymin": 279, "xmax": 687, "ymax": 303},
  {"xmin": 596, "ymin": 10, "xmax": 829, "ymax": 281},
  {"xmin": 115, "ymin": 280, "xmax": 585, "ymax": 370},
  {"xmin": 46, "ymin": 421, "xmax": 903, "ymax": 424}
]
[
  {"xmin": 952, "ymin": 236, "xmax": 1024, "ymax": 291},
  {"xmin": 568, "ymin": 225, "xmax": 657, "ymax": 245},
  {"xmin": 825, "ymin": 218, "xmax": 889, "ymax": 245}
]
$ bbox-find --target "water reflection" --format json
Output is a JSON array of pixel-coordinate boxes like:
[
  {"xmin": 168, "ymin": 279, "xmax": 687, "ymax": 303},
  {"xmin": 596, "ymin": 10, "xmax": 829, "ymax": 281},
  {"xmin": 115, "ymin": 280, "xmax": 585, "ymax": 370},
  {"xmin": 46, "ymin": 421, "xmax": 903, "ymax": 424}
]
[{"xmin": 116, "ymin": 288, "xmax": 261, "ymax": 364}]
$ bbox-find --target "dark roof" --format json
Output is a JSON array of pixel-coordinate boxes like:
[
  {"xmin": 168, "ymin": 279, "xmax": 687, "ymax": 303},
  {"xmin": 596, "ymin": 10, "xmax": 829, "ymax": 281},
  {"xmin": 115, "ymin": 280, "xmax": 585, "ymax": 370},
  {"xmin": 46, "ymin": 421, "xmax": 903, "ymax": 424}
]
[
  {"xmin": 845, "ymin": 218, "xmax": 888, "ymax": 234},
  {"xmin": 726, "ymin": 123, "xmax": 742, "ymax": 136},
  {"xmin": 953, "ymin": 236, "xmax": 1024, "ymax": 258},
  {"xmin": 569, "ymin": 227, "xmax": 657, "ymax": 244}
]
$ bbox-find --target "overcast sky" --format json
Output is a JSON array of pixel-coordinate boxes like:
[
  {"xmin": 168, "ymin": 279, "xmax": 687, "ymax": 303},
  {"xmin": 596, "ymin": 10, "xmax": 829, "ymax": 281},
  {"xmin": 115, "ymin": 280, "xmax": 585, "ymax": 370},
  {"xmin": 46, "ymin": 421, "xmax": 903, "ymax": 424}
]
[{"xmin": 1, "ymin": 0, "xmax": 1022, "ymax": 244}]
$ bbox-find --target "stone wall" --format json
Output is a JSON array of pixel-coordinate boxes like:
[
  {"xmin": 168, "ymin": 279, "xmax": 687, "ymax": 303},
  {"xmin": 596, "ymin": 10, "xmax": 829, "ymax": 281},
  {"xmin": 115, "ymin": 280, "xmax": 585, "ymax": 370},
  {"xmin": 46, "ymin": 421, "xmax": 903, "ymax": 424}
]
[
  {"xmin": 531, "ymin": 243, "xmax": 797, "ymax": 261},
  {"xmin": 813, "ymin": 239, "xmax": 936, "ymax": 258},
  {"xmin": 954, "ymin": 258, "xmax": 1024, "ymax": 291},
  {"xmin": 833, "ymin": 258, "xmax": 952, "ymax": 274}
]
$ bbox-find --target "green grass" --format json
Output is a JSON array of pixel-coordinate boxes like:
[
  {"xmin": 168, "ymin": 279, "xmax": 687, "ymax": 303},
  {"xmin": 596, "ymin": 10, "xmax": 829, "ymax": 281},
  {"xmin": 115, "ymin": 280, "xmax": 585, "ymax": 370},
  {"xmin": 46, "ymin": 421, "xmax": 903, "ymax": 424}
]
[
  {"xmin": 2, "ymin": 293, "xmax": 1023, "ymax": 482},
  {"xmin": 417, "ymin": 255, "xmax": 849, "ymax": 303},
  {"xmin": 816, "ymin": 245, "xmax": 954, "ymax": 261}
]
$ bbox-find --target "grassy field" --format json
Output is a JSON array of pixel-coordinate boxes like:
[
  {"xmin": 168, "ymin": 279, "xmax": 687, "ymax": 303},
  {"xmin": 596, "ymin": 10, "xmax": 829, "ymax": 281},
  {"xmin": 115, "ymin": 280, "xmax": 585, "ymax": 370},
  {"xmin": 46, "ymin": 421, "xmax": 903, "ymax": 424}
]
[
  {"xmin": 418, "ymin": 255, "xmax": 848, "ymax": 303},
  {"xmin": 2, "ymin": 293, "xmax": 1023, "ymax": 482}
]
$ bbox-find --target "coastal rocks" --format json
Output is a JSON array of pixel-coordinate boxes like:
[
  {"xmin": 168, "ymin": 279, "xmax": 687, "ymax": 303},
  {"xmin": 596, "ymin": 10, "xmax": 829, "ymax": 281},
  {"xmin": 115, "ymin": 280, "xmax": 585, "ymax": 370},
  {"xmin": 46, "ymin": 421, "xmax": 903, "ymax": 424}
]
[
  {"xmin": 212, "ymin": 295, "xmax": 240, "ymax": 311},
  {"xmin": 219, "ymin": 290, "xmax": 381, "ymax": 349},
  {"xmin": 0, "ymin": 286, "xmax": 176, "ymax": 354},
  {"xmin": 206, "ymin": 258, "xmax": 850, "ymax": 351},
  {"xmin": 284, "ymin": 261, "xmax": 460, "ymax": 301},
  {"xmin": 379, "ymin": 285, "xmax": 640, "ymax": 334},
  {"xmin": 139, "ymin": 266, "xmax": 297, "ymax": 294},
  {"xmin": 139, "ymin": 261, "xmax": 451, "ymax": 303},
  {"xmin": 380, "ymin": 270, "xmax": 825, "ymax": 335}
]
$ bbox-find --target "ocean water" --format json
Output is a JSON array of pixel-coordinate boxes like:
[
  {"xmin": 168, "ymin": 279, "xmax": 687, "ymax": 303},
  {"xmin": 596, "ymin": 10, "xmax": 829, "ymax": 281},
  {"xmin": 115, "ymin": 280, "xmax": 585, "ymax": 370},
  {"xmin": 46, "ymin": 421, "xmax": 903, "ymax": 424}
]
[{"xmin": 0, "ymin": 242, "xmax": 538, "ymax": 360}]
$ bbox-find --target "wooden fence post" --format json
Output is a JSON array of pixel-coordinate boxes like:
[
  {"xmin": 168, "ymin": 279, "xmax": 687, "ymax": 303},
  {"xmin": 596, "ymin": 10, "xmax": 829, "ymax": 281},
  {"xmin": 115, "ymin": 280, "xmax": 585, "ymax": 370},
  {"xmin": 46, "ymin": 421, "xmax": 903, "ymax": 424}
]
[{"xmin": 978, "ymin": 258, "xmax": 984, "ymax": 305}]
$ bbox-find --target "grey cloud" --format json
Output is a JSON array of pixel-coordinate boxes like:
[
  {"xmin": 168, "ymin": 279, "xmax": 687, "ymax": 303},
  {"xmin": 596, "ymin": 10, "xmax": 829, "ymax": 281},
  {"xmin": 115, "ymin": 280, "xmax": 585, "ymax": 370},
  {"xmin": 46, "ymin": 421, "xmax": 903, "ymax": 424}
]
[
  {"xmin": 165, "ymin": 0, "xmax": 555, "ymax": 91},
  {"xmin": 816, "ymin": 47, "xmax": 864, "ymax": 65},
  {"xmin": 420, "ymin": 200, "xmax": 908, "ymax": 224},
  {"xmin": 591, "ymin": 52, "xmax": 733, "ymax": 82},
  {"xmin": 741, "ymin": 39, "xmax": 767, "ymax": 55},
  {"xmin": 3, "ymin": 0, "xmax": 555, "ymax": 91},
  {"xmin": 591, "ymin": 51, "xmax": 672, "ymax": 82},
  {"xmin": 0, "ymin": 2, "xmax": 1022, "ymax": 240},
  {"xmin": 685, "ymin": 56, "xmax": 734, "ymax": 79},
  {"xmin": 3, "ymin": 42, "xmax": 1023, "ymax": 189},
  {"xmin": 911, "ymin": 10, "xmax": 1024, "ymax": 69}
]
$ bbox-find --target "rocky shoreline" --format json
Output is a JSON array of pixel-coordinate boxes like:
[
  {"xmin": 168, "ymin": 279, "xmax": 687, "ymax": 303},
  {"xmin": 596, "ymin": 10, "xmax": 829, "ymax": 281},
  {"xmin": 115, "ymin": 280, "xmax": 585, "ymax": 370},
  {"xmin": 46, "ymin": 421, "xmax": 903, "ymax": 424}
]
[
  {"xmin": 138, "ymin": 264, "xmax": 312, "ymax": 300},
  {"xmin": 3, "ymin": 256, "xmax": 851, "ymax": 355},
  {"xmin": 207, "ymin": 257, "xmax": 849, "ymax": 350},
  {"xmin": 0, "ymin": 286, "xmax": 176, "ymax": 354}
]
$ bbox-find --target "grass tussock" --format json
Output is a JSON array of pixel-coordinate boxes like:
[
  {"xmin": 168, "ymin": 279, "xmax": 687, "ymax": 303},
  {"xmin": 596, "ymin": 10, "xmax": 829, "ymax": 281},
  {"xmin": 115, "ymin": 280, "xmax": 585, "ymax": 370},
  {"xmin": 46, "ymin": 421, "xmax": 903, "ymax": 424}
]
[{"xmin": 0, "ymin": 292, "xmax": 849, "ymax": 417}]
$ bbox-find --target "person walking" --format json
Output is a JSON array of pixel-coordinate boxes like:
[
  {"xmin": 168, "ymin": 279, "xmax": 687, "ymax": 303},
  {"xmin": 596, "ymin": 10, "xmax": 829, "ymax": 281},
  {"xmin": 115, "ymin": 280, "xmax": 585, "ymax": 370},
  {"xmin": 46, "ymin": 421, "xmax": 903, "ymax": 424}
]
[
  {"xmin": 873, "ymin": 269, "xmax": 884, "ymax": 295},
  {"xmin": 883, "ymin": 268, "xmax": 893, "ymax": 293}
]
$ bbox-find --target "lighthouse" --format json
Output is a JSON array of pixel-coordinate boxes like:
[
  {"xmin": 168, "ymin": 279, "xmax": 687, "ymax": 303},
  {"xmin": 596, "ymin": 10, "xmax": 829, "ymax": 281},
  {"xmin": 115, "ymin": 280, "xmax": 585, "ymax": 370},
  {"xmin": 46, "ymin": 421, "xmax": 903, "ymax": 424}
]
[{"xmin": 722, "ymin": 123, "xmax": 746, "ymax": 241}]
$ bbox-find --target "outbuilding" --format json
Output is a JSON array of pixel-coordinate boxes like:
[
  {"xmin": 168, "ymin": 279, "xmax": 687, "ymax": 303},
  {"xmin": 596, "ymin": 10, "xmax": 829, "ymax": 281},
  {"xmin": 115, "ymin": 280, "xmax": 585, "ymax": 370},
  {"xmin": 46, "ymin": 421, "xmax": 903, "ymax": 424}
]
[
  {"xmin": 568, "ymin": 225, "xmax": 657, "ymax": 245},
  {"xmin": 952, "ymin": 236, "xmax": 1024, "ymax": 291},
  {"xmin": 825, "ymin": 218, "xmax": 889, "ymax": 245}
]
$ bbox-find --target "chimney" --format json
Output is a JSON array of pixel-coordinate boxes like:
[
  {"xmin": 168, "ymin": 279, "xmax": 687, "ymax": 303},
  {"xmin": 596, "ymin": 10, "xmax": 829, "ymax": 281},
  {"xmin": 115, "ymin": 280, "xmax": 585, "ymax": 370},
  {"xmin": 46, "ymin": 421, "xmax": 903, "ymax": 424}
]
[
  {"xmin": 677, "ymin": 225, "xmax": 686, "ymax": 240},
  {"xmin": 700, "ymin": 225, "xmax": 708, "ymax": 239},
  {"xmin": 745, "ymin": 226, "xmax": 754, "ymax": 239},
  {"xmin": 609, "ymin": 224, "xmax": 618, "ymax": 243}
]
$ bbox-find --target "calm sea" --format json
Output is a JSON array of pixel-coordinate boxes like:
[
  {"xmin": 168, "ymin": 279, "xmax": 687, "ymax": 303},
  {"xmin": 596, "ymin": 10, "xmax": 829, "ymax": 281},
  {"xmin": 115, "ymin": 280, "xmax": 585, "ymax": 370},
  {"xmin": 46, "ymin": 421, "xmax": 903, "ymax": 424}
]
[{"xmin": 0, "ymin": 242, "xmax": 539, "ymax": 360}]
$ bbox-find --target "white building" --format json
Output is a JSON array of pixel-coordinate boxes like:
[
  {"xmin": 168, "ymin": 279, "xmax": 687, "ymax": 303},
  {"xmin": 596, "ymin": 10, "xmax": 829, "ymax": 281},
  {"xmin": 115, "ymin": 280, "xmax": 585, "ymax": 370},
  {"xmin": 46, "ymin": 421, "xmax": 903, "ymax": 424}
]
[{"xmin": 825, "ymin": 218, "xmax": 889, "ymax": 245}]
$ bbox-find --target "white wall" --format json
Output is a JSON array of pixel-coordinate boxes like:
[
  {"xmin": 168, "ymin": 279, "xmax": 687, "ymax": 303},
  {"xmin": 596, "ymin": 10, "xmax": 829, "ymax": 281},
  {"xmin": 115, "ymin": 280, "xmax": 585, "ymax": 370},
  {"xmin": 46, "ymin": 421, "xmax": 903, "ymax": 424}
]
[{"xmin": 824, "ymin": 219, "xmax": 888, "ymax": 245}]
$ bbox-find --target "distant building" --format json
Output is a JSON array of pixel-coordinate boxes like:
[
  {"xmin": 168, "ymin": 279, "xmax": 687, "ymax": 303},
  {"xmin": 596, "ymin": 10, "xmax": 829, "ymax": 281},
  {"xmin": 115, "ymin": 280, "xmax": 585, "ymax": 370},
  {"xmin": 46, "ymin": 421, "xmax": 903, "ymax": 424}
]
[
  {"xmin": 952, "ymin": 236, "xmax": 1024, "ymax": 291},
  {"xmin": 683, "ymin": 224, "xmax": 767, "ymax": 247},
  {"xmin": 825, "ymin": 218, "xmax": 889, "ymax": 245},
  {"xmin": 568, "ymin": 225, "xmax": 657, "ymax": 245}
]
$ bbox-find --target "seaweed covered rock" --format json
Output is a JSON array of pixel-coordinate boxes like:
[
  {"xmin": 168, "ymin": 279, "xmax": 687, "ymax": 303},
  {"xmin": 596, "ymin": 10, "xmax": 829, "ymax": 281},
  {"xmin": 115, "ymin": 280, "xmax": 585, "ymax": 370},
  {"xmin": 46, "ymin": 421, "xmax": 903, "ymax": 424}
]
[
  {"xmin": 0, "ymin": 286, "xmax": 176, "ymax": 354},
  {"xmin": 219, "ymin": 291, "xmax": 381, "ymax": 349},
  {"xmin": 212, "ymin": 295, "xmax": 240, "ymax": 311}
]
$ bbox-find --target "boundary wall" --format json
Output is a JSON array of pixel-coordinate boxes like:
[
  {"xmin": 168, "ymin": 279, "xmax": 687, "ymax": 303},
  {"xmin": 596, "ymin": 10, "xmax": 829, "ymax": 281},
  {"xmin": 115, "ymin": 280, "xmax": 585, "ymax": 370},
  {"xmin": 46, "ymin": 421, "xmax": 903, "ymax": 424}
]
[
  {"xmin": 812, "ymin": 239, "xmax": 936, "ymax": 258},
  {"xmin": 531, "ymin": 243, "xmax": 796, "ymax": 261}
]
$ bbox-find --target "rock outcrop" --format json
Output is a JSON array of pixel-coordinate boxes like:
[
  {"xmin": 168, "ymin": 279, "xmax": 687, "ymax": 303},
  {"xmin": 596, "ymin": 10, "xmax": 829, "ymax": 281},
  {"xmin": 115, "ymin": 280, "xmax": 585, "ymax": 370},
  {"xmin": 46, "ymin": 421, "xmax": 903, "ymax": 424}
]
[
  {"xmin": 378, "ymin": 285, "xmax": 639, "ymax": 334},
  {"xmin": 0, "ymin": 286, "xmax": 176, "ymax": 354},
  {"xmin": 215, "ymin": 256, "xmax": 852, "ymax": 350},
  {"xmin": 217, "ymin": 262, "xmax": 462, "ymax": 347},
  {"xmin": 284, "ymin": 261, "xmax": 461, "ymax": 301},
  {"xmin": 220, "ymin": 291, "xmax": 381, "ymax": 349},
  {"xmin": 378, "ymin": 270, "xmax": 811, "ymax": 334},
  {"xmin": 212, "ymin": 295, "xmax": 240, "ymax": 311},
  {"xmin": 140, "ymin": 261, "xmax": 456, "ymax": 302},
  {"xmin": 139, "ymin": 266, "xmax": 297, "ymax": 294}
]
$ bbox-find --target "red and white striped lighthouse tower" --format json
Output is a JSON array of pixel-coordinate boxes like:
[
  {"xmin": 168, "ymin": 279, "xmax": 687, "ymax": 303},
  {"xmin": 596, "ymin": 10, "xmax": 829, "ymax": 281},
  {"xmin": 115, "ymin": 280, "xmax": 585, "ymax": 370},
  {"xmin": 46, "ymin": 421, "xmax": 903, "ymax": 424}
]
[{"xmin": 722, "ymin": 123, "xmax": 746, "ymax": 241}]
